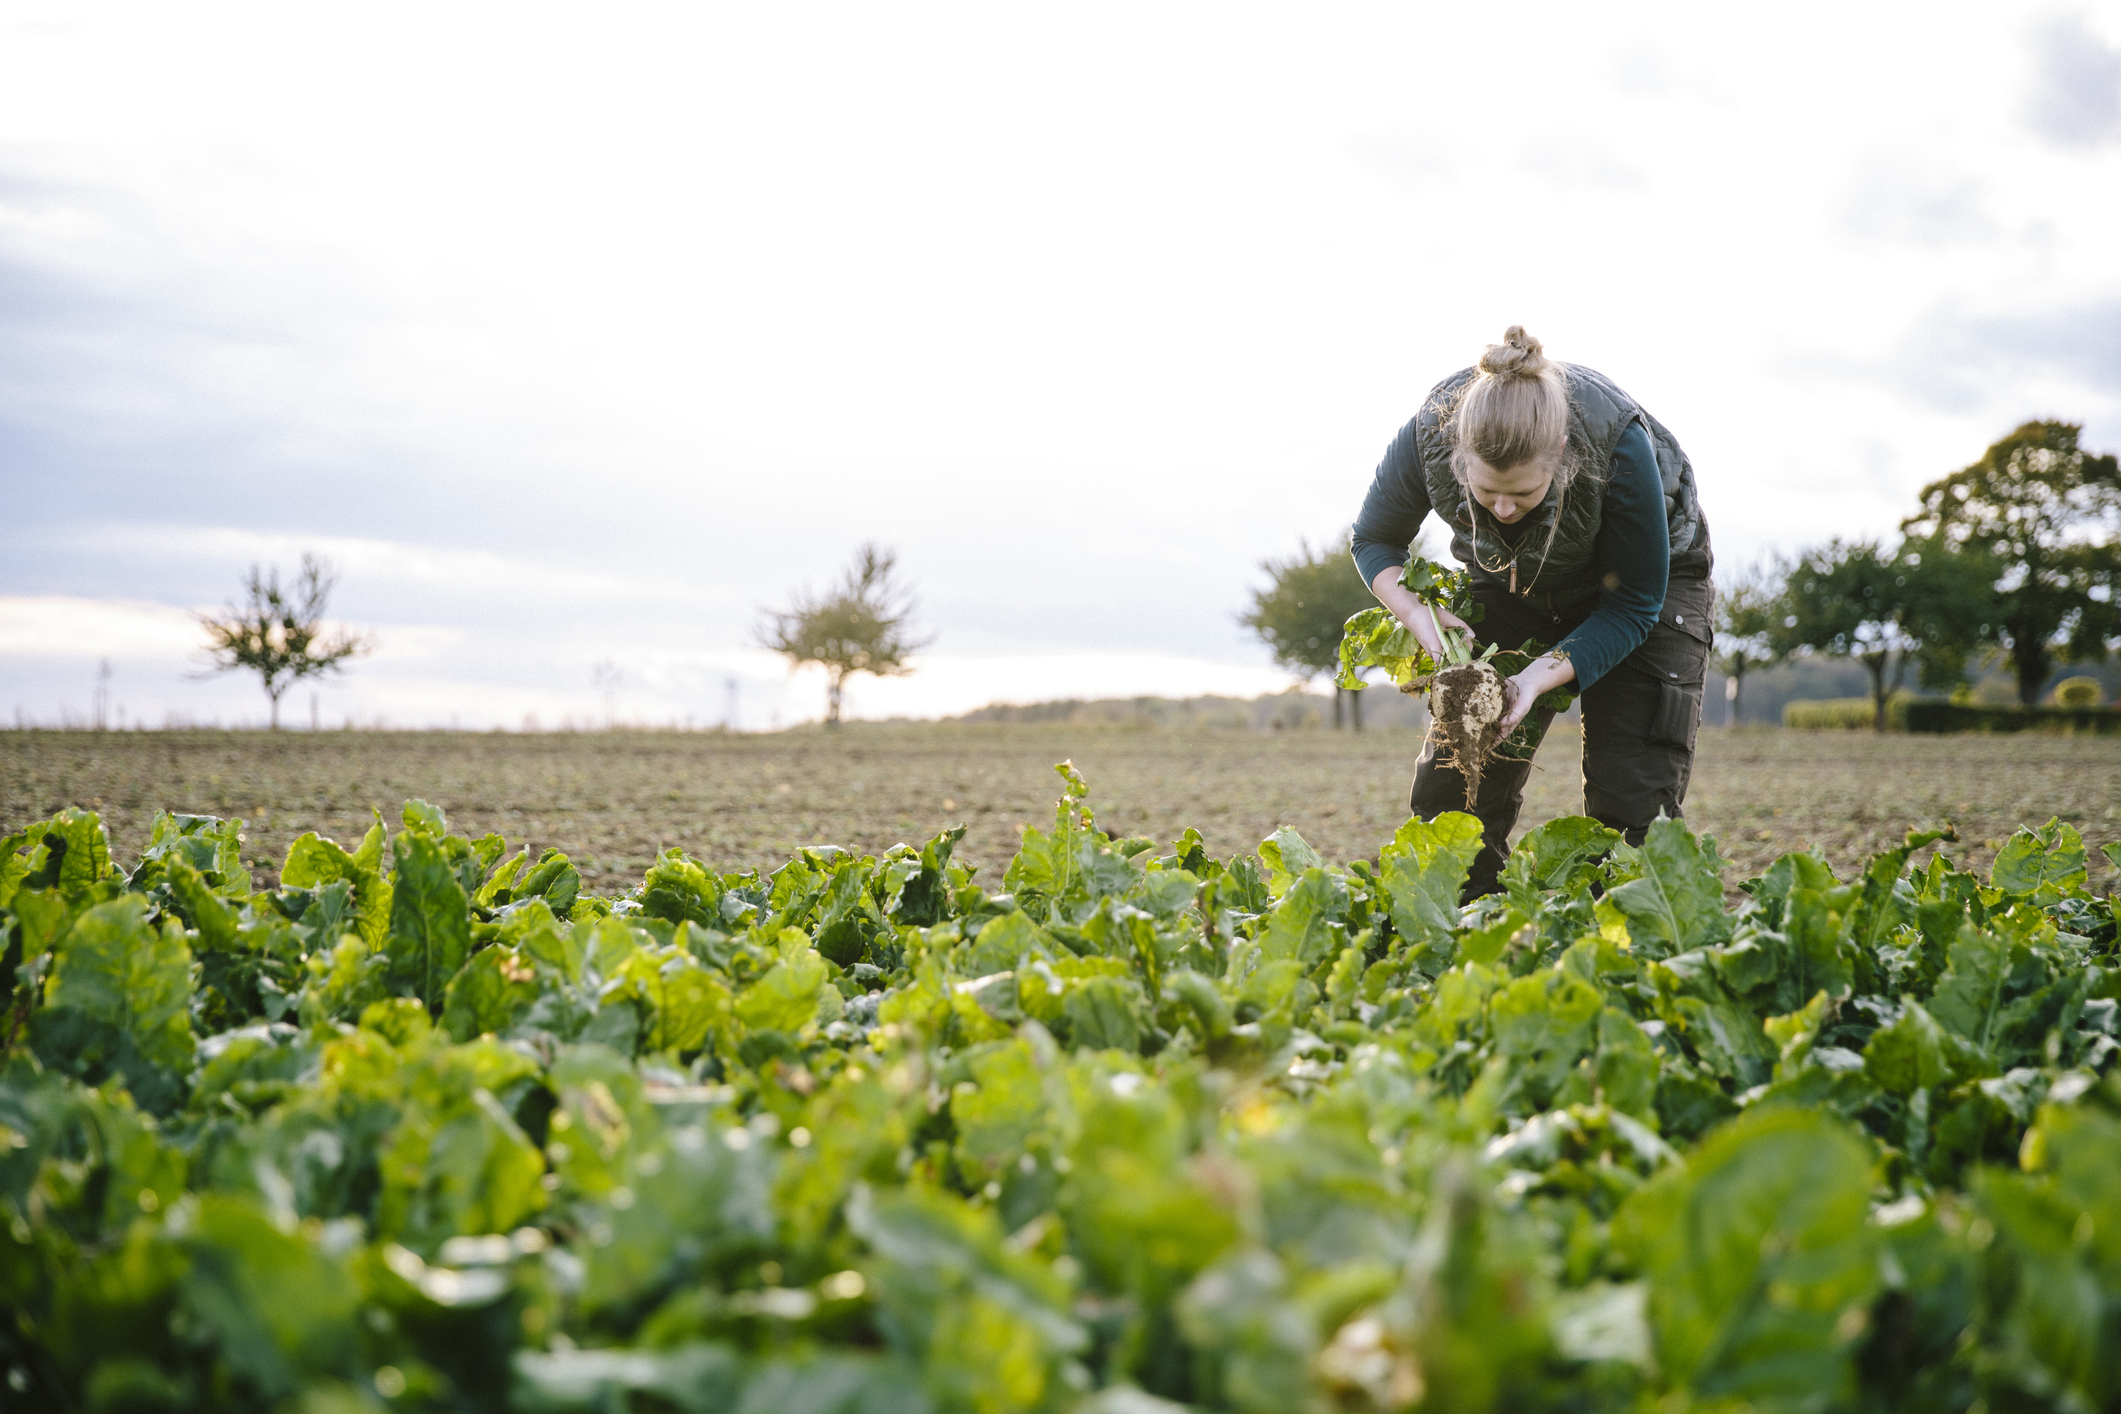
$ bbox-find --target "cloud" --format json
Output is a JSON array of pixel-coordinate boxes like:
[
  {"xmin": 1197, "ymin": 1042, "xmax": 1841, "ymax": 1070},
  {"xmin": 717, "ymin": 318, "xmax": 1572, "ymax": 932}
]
[
  {"xmin": 0, "ymin": 595, "xmax": 197, "ymax": 658},
  {"xmin": 2021, "ymin": 11, "xmax": 2121, "ymax": 149},
  {"xmin": 1835, "ymin": 157, "xmax": 1999, "ymax": 250},
  {"xmin": 1609, "ymin": 39, "xmax": 1675, "ymax": 98},
  {"xmin": 1516, "ymin": 140, "xmax": 1649, "ymax": 193},
  {"xmin": 1885, "ymin": 295, "xmax": 2121, "ymax": 413}
]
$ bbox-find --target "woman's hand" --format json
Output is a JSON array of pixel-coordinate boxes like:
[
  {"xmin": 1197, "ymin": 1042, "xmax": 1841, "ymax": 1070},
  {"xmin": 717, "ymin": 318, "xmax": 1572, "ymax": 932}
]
[
  {"xmin": 1370, "ymin": 566, "xmax": 1472, "ymax": 662},
  {"xmin": 1499, "ymin": 653, "xmax": 1578, "ymax": 732}
]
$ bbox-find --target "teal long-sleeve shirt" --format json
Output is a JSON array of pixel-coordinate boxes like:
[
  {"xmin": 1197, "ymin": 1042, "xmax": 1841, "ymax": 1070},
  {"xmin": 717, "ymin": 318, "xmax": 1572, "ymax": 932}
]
[{"xmin": 1350, "ymin": 421, "xmax": 1668, "ymax": 689}]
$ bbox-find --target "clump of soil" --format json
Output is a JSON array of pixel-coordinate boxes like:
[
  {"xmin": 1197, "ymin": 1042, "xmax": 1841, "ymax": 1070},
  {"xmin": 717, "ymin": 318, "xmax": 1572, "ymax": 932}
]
[{"xmin": 1429, "ymin": 661, "xmax": 1510, "ymax": 807}]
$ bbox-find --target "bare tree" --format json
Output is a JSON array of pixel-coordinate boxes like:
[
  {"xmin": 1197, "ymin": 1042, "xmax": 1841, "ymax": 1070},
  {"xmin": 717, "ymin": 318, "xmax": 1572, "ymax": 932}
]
[
  {"xmin": 758, "ymin": 544, "xmax": 931, "ymax": 727},
  {"xmin": 198, "ymin": 554, "xmax": 372, "ymax": 729}
]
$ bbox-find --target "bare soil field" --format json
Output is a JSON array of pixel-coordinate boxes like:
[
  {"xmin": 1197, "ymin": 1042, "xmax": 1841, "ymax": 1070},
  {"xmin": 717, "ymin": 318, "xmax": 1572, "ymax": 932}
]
[{"xmin": 3, "ymin": 724, "xmax": 2115, "ymax": 891}]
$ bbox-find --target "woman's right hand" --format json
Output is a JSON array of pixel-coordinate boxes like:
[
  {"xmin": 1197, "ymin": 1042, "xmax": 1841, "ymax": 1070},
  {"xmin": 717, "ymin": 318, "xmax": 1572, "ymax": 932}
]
[{"xmin": 1370, "ymin": 565, "xmax": 1472, "ymax": 662}]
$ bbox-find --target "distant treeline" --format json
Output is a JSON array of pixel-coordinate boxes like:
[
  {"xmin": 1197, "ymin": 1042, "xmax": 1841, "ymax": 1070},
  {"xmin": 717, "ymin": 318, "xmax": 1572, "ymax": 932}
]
[{"xmin": 950, "ymin": 657, "xmax": 2121, "ymax": 732}]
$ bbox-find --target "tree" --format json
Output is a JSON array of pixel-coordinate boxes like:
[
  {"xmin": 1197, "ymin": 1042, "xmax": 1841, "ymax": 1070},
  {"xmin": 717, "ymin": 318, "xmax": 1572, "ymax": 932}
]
[
  {"xmin": 1241, "ymin": 532, "xmax": 1379, "ymax": 729},
  {"xmin": 1772, "ymin": 538, "xmax": 1987, "ymax": 731},
  {"xmin": 198, "ymin": 555, "xmax": 371, "ymax": 729},
  {"xmin": 1901, "ymin": 420, "xmax": 2121, "ymax": 705},
  {"xmin": 759, "ymin": 544, "xmax": 931, "ymax": 727},
  {"xmin": 1711, "ymin": 558, "xmax": 1782, "ymax": 727}
]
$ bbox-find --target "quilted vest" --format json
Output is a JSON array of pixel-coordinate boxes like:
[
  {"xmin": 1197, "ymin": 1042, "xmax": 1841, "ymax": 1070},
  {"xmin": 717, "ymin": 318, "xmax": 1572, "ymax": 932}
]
[{"xmin": 1414, "ymin": 363, "xmax": 1704, "ymax": 600}]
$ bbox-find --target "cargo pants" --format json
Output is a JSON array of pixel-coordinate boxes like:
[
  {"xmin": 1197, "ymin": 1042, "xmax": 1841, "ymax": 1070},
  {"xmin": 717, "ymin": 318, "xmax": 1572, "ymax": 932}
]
[{"xmin": 1408, "ymin": 570, "xmax": 1716, "ymax": 899}]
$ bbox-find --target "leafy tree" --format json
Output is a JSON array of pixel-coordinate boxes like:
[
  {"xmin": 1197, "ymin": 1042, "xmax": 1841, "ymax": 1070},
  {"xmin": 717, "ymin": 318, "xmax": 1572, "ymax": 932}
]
[
  {"xmin": 1711, "ymin": 559, "xmax": 1782, "ymax": 727},
  {"xmin": 1771, "ymin": 539, "xmax": 1986, "ymax": 731},
  {"xmin": 197, "ymin": 554, "xmax": 370, "ymax": 729},
  {"xmin": 1241, "ymin": 532, "xmax": 1378, "ymax": 729},
  {"xmin": 1901, "ymin": 420, "xmax": 2121, "ymax": 705},
  {"xmin": 759, "ymin": 544, "xmax": 931, "ymax": 727}
]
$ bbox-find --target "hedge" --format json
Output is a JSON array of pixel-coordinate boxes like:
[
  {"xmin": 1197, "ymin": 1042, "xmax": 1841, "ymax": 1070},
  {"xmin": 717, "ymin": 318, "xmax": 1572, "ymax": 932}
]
[
  {"xmin": 1781, "ymin": 694, "xmax": 1915, "ymax": 730},
  {"xmin": 1902, "ymin": 700, "xmax": 2121, "ymax": 734}
]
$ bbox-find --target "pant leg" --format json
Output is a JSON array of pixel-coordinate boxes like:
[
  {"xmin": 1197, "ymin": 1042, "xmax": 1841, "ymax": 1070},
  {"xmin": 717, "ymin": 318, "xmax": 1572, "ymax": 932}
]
[
  {"xmin": 1579, "ymin": 577, "xmax": 1714, "ymax": 843},
  {"xmin": 1409, "ymin": 699, "xmax": 1558, "ymax": 897},
  {"xmin": 1404, "ymin": 585, "xmax": 1572, "ymax": 900}
]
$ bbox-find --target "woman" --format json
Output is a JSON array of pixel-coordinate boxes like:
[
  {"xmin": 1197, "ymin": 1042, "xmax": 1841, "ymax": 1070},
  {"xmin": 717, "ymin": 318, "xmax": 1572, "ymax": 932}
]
[{"xmin": 1351, "ymin": 326, "xmax": 1714, "ymax": 897}]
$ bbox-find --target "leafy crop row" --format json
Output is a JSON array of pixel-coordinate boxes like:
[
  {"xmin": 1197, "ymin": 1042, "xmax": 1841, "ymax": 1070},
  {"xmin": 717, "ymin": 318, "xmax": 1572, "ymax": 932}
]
[{"xmin": 2, "ymin": 766, "xmax": 2118, "ymax": 1413}]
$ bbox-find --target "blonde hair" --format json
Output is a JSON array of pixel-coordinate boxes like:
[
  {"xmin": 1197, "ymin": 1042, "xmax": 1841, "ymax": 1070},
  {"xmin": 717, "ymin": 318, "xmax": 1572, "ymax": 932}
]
[
  {"xmin": 1447, "ymin": 325, "xmax": 1580, "ymax": 590},
  {"xmin": 1450, "ymin": 325, "xmax": 1571, "ymax": 479}
]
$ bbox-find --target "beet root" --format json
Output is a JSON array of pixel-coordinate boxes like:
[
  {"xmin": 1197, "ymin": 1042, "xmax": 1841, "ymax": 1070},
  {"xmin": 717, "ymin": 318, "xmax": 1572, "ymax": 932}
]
[{"xmin": 1429, "ymin": 662, "xmax": 1510, "ymax": 808}]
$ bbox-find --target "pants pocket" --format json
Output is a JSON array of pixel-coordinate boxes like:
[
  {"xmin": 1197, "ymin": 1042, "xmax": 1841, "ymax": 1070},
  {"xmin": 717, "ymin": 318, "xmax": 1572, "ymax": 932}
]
[{"xmin": 1649, "ymin": 679, "xmax": 1700, "ymax": 748}]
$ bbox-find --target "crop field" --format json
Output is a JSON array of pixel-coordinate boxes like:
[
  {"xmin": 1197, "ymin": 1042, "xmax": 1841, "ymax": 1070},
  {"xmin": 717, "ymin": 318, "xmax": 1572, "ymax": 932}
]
[
  {"xmin": 4, "ymin": 729, "xmax": 2120, "ymax": 1412},
  {"xmin": 2, "ymin": 723, "xmax": 2116, "ymax": 892}
]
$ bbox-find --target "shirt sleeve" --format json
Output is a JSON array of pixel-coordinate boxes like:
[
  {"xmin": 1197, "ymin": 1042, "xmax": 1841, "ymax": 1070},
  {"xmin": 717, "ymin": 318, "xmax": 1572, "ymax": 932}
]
[
  {"xmin": 1553, "ymin": 421, "xmax": 1669, "ymax": 689},
  {"xmin": 1349, "ymin": 415, "xmax": 1433, "ymax": 591}
]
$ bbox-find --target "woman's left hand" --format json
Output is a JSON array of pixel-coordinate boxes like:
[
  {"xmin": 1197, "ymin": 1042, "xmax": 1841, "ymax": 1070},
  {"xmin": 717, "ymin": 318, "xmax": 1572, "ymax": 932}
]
[{"xmin": 1499, "ymin": 653, "xmax": 1578, "ymax": 733}]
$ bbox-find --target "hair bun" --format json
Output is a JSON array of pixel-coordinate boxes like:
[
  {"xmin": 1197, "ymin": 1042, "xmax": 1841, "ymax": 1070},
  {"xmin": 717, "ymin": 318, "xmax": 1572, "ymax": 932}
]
[{"xmin": 1476, "ymin": 325, "xmax": 1549, "ymax": 379}]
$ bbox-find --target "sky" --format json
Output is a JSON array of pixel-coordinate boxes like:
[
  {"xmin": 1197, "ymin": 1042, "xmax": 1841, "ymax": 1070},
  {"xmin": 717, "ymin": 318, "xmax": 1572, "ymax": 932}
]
[{"xmin": 3, "ymin": 1, "xmax": 2118, "ymax": 729}]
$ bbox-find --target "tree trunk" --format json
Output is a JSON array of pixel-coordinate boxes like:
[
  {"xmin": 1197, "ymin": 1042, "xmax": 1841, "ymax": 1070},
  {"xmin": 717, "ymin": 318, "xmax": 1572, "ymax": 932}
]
[
  {"xmin": 826, "ymin": 675, "xmax": 844, "ymax": 727},
  {"xmin": 1864, "ymin": 653, "xmax": 1889, "ymax": 732},
  {"xmin": 1332, "ymin": 690, "xmax": 1343, "ymax": 730},
  {"xmin": 267, "ymin": 687, "xmax": 282, "ymax": 731},
  {"xmin": 1350, "ymin": 685, "xmax": 1363, "ymax": 733},
  {"xmin": 2012, "ymin": 637, "xmax": 2049, "ymax": 707}
]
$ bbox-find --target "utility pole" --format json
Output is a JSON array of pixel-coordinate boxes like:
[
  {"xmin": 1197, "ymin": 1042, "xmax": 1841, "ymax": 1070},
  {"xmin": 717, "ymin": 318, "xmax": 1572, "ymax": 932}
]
[{"xmin": 592, "ymin": 661, "xmax": 621, "ymax": 731}]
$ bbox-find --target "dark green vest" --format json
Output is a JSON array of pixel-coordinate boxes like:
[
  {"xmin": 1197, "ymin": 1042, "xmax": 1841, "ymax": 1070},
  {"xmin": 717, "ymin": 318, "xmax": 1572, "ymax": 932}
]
[{"xmin": 1413, "ymin": 364, "xmax": 1704, "ymax": 599}]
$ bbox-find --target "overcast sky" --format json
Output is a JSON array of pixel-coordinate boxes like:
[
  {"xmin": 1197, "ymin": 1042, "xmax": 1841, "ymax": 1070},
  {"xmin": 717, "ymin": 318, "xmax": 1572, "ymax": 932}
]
[{"xmin": 3, "ymin": 1, "xmax": 2118, "ymax": 728}]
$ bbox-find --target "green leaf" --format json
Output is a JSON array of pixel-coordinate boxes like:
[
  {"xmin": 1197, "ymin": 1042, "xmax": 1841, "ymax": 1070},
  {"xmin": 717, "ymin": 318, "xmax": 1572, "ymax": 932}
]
[
  {"xmin": 138, "ymin": 810, "xmax": 252, "ymax": 896},
  {"xmin": 281, "ymin": 830, "xmax": 391, "ymax": 948},
  {"xmin": 1500, "ymin": 816, "xmax": 1621, "ymax": 913},
  {"xmin": 401, "ymin": 797, "xmax": 449, "ymax": 837},
  {"xmin": 1256, "ymin": 827, "xmax": 1323, "ymax": 900},
  {"xmin": 387, "ymin": 831, "xmax": 475, "ymax": 1008},
  {"xmin": 1617, "ymin": 1106, "xmax": 1879, "ymax": 1412},
  {"xmin": 735, "ymin": 949, "xmax": 830, "ymax": 1036},
  {"xmin": 639, "ymin": 848, "xmax": 727, "ymax": 928},
  {"xmin": 177, "ymin": 1194, "xmax": 361, "ymax": 1398},
  {"xmin": 1254, "ymin": 867, "xmax": 1350, "ymax": 968},
  {"xmin": 377, "ymin": 1061, "xmax": 546, "ymax": 1255},
  {"xmin": 1335, "ymin": 605, "xmax": 1433, "ymax": 691},
  {"xmin": 0, "ymin": 826, "xmax": 32, "ymax": 909},
  {"xmin": 1863, "ymin": 1000, "xmax": 1954, "ymax": 1096},
  {"xmin": 16, "ymin": 807, "xmax": 115, "ymax": 898},
  {"xmin": 441, "ymin": 945, "xmax": 543, "ymax": 1042},
  {"xmin": 44, "ymin": 894, "xmax": 195, "ymax": 1073},
  {"xmin": 951, "ymin": 1039, "xmax": 1048, "ymax": 1173},
  {"xmin": 1061, "ymin": 973, "xmax": 1149, "ymax": 1052},
  {"xmin": 1377, "ymin": 812, "xmax": 1485, "ymax": 965},
  {"xmin": 815, "ymin": 858, "xmax": 885, "ymax": 966},
  {"xmin": 1989, "ymin": 817, "xmax": 2088, "ymax": 903},
  {"xmin": 610, "ymin": 944, "xmax": 734, "ymax": 1054},
  {"xmin": 168, "ymin": 858, "xmax": 243, "ymax": 952},
  {"xmin": 1926, "ymin": 923, "xmax": 2050, "ymax": 1064},
  {"xmin": 1486, "ymin": 966, "xmax": 1603, "ymax": 1113},
  {"xmin": 1605, "ymin": 818, "xmax": 1730, "ymax": 958},
  {"xmin": 1594, "ymin": 1008, "xmax": 1661, "ymax": 1122}
]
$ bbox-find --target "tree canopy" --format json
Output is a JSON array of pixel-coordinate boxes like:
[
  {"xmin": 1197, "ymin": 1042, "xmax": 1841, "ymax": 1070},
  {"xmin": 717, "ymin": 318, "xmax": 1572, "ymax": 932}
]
[
  {"xmin": 197, "ymin": 555, "xmax": 370, "ymax": 729},
  {"xmin": 1901, "ymin": 420, "xmax": 2121, "ymax": 705},
  {"xmin": 1241, "ymin": 533, "xmax": 1377, "ymax": 727},
  {"xmin": 1771, "ymin": 539, "xmax": 1988, "ymax": 730},
  {"xmin": 759, "ymin": 544, "xmax": 930, "ymax": 727}
]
